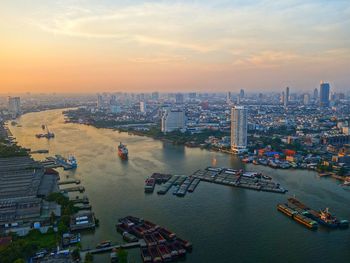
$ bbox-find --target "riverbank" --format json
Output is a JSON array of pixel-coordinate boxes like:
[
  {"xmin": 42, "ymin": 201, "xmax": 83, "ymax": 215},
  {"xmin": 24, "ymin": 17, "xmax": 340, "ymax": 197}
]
[
  {"xmin": 8, "ymin": 108, "xmax": 350, "ymax": 263},
  {"xmin": 62, "ymin": 109, "xmax": 350, "ymax": 179}
]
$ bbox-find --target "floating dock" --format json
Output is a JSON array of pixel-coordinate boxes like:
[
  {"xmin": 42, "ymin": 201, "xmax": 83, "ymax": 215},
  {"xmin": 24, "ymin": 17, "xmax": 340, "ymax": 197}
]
[
  {"xmin": 157, "ymin": 175, "xmax": 180, "ymax": 195},
  {"xmin": 193, "ymin": 167, "xmax": 287, "ymax": 193}
]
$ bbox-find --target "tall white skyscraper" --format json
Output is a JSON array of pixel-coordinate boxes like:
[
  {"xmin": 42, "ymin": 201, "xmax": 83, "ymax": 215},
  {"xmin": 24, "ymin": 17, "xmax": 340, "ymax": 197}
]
[
  {"xmin": 140, "ymin": 101, "xmax": 146, "ymax": 113},
  {"xmin": 303, "ymin": 93, "xmax": 310, "ymax": 105},
  {"xmin": 226, "ymin": 92, "xmax": 232, "ymax": 104},
  {"xmin": 8, "ymin": 97, "xmax": 21, "ymax": 117},
  {"xmin": 161, "ymin": 109, "xmax": 186, "ymax": 133},
  {"xmin": 231, "ymin": 106, "xmax": 248, "ymax": 154}
]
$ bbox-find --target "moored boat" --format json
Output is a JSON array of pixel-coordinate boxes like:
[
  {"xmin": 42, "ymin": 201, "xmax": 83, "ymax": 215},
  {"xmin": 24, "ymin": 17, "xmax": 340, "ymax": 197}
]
[{"xmin": 96, "ymin": 240, "xmax": 111, "ymax": 249}]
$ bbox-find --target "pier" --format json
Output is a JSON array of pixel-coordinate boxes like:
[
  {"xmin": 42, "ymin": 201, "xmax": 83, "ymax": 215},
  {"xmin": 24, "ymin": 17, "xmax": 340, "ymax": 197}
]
[
  {"xmin": 58, "ymin": 179, "xmax": 81, "ymax": 185},
  {"xmin": 71, "ymin": 196, "xmax": 89, "ymax": 204},
  {"xmin": 60, "ymin": 186, "xmax": 85, "ymax": 193},
  {"xmin": 147, "ymin": 167, "xmax": 287, "ymax": 197},
  {"xmin": 81, "ymin": 240, "xmax": 145, "ymax": 255}
]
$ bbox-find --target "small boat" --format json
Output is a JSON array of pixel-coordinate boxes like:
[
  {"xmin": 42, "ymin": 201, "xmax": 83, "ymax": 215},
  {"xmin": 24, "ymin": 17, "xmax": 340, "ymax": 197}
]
[{"xmin": 96, "ymin": 240, "xmax": 111, "ymax": 249}]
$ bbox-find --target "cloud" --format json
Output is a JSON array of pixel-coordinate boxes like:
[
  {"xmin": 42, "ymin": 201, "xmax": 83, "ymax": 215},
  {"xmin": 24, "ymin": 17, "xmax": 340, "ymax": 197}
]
[{"xmin": 23, "ymin": 0, "xmax": 350, "ymax": 68}]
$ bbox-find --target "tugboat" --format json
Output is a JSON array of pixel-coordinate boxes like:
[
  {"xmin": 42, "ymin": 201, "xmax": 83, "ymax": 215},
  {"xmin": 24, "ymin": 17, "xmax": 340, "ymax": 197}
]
[
  {"xmin": 318, "ymin": 208, "xmax": 349, "ymax": 228},
  {"xmin": 118, "ymin": 142, "xmax": 128, "ymax": 159}
]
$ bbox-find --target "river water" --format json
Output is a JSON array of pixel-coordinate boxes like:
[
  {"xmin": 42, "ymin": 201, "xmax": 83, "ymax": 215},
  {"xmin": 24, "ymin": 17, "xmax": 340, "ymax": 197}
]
[{"xmin": 9, "ymin": 109, "xmax": 350, "ymax": 263}]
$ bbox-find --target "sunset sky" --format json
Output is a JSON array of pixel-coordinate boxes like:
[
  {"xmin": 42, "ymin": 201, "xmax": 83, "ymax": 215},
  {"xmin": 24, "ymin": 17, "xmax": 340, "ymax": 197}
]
[{"xmin": 1, "ymin": 0, "xmax": 350, "ymax": 93}]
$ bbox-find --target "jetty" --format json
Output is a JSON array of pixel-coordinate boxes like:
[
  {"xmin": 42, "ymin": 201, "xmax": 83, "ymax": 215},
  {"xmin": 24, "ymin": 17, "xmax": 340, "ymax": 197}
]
[
  {"xmin": 58, "ymin": 179, "xmax": 81, "ymax": 185},
  {"xmin": 60, "ymin": 186, "xmax": 85, "ymax": 193},
  {"xmin": 81, "ymin": 240, "xmax": 145, "ymax": 255}
]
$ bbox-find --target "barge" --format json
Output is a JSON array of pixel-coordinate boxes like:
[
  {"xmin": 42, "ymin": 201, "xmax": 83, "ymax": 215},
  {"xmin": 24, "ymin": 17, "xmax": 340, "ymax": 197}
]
[
  {"xmin": 287, "ymin": 198, "xmax": 349, "ymax": 229},
  {"xmin": 144, "ymin": 178, "xmax": 156, "ymax": 193}
]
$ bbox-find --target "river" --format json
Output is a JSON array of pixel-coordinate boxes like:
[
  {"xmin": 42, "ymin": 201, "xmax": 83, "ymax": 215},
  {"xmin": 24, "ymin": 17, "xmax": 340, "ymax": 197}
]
[{"xmin": 9, "ymin": 109, "xmax": 350, "ymax": 263}]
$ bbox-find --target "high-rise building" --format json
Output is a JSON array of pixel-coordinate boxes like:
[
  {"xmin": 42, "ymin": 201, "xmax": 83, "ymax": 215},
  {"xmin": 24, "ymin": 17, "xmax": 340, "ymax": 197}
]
[
  {"xmin": 239, "ymin": 89, "xmax": 245, "ymax": 99},
  {"xmin": 313, "ymin": 88, "xmax": 318, "ymax": 100},
  {"xmin": 303, "ymin": 93, "xmax": 310, "ymax": 105},
  {"xmin": 8, "ymin": 97, "xmax": 21, "ymax": 117},
  {"xmin": 175, "ymin": 93, "xmax": 184, "ymax": 104},
  {"xmin": 281, "ymin": 91, "xmax": 285, "ymax": 104},
  {"xmin": 284, "ymin": 87, "xmax": 290, "ymax": 107},
  {"xmin": 226, "ymin": 92, "xmax": 232, "ymax": 104},
  {"xmin": 140, "ymin": 101, "xmax": 146, "ymax": 113},
  {"xmin": 161, "ymin": 109, "xmax": 186, "ymax": 133},
  {"xmin": 319, "ymin": 82, "xmax": 330, "ymax": 107},
  {"xmin": 97, "ymin": 94, "xmax": 104, "ymax": 109},
  {"xmin": 189, "ymin": 92, "xmax": 197, "ymax": 100},
  {"xmin": 231, "ymin": 106, "xmax": 248, "ymax": 154}
]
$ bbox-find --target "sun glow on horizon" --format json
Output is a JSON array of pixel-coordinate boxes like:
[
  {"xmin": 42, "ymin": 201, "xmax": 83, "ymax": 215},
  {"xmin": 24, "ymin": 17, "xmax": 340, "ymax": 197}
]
[{"xmin": 1, "ymin": 0, "xmax": 350, "ymax": 93}]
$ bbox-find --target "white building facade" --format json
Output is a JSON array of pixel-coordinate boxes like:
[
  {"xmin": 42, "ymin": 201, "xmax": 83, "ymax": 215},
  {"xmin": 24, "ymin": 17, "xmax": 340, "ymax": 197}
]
[
  {"xmin": 231, "ymin": 106, "xmax": 248, "ymax": 154},
  {"xmin": 161, "ymin": 109, "xmax": 186, "ymax": 133},
  {"xmin": 8, "ymin": 97, "xmax": 21, "ymax": 117}
]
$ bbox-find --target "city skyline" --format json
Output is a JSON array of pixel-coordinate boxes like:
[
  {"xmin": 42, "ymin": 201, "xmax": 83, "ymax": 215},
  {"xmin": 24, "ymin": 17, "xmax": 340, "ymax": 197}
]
[{"xmin": 1, "ymin": 0, "xmax": 350, "ymax": 93}]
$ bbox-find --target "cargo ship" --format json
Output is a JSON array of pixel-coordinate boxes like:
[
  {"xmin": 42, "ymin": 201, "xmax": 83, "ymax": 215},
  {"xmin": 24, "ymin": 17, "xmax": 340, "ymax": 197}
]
[
  {"xmin": 313, "ymin": 208, "xmax": 349, "ymax": 228},
  {"xmin": 118, "ymin": 142, "xmax": 128, "ymax": 159}
]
